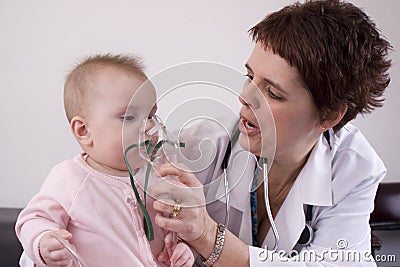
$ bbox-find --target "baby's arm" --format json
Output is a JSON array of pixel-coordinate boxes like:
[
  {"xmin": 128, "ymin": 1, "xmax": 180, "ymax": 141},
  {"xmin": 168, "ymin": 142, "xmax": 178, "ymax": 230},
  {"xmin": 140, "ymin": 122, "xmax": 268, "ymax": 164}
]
[
  {"xmin": 158, "ymin": 232, "xmax": 194, "ymax": 267},
  {"xmin": 15, "ymin": 161, "xmax": 81, "ymax": 265},
  {"xmin": 15, "ymin": 187, "xmax": 72, "ymax": 266}
]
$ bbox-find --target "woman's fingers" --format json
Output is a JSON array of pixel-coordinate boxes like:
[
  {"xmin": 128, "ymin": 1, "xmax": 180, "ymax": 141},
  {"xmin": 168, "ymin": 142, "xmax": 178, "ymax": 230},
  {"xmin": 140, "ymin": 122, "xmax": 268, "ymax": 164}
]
[
  {"xmin": 154, "ymin": 212, "xmax": 186, "ymax": 234},
  {"xmin": 150, "ymin": 181, "xmax": 205, "ymax": 208},
  {"xmin": 150, "ymin": 180, "xmax": 189, "ymax": 204},
  {"xmin": 154, "ymin": 198, "xmax": 186, "ymax": 217},
  {"xmin": 154, "ymin": 206, "xmax": 211, "ymax": 243},
  {"xmin": 157, "ymin": 163, "xmax": 203, "ymax": 188},
  {"xmin": 151, "ymin": 162, "xmax": 212, "ymax": 243},
  {"xmin": 154, "ymin": 198, "xmax": 174, "ymax": 213}
]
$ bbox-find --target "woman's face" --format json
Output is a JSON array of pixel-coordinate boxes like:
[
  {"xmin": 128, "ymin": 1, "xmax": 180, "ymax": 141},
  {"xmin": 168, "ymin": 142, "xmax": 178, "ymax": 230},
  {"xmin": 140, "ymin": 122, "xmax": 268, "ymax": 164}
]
[{"xmin": 238, "ymin": 43, "xmax": 322, "ymax": 163}]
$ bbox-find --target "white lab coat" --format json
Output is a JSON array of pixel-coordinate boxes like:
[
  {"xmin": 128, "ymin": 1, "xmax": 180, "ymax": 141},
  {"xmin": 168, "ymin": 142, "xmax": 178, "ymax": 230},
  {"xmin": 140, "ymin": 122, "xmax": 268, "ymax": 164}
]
[
  {"xmin": 19, "ymin": 121, "xmax": 385, "ymax": 266},
  {"xmin": 180, "ymin": 120, "xmax": 385, "ymax": 266}
]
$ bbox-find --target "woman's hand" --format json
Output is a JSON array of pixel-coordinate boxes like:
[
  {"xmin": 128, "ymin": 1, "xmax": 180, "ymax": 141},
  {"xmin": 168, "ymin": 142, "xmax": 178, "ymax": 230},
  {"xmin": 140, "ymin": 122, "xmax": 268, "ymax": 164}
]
[
  {"xmin": 152, "ymin": 163, "xmax": 250, "ymax": 267},
  {"xmin": 151, "ymin": 163, "xmax": 216, "ymax": 244}
]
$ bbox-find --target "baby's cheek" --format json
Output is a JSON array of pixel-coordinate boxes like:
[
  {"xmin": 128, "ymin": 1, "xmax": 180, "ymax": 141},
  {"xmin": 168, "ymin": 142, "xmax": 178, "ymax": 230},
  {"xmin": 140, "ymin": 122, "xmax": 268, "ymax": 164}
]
[{"xmin": 123, "ymin": 152, "xmax": 145, "ymax": 170}]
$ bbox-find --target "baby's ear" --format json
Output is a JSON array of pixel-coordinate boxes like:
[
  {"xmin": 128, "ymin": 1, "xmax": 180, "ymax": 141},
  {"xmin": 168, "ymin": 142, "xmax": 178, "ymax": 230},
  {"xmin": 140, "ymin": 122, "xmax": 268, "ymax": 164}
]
[{"xmin": 70, "ymin": 116, "xmax": 93, "ymax": 147}]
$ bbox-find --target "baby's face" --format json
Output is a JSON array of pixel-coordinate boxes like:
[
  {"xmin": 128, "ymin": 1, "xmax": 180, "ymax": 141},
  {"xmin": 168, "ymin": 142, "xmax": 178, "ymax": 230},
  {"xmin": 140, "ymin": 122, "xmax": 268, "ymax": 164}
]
[{"xmin": 85, "ymin": 66, "xmax": 156, "ymax": 175}]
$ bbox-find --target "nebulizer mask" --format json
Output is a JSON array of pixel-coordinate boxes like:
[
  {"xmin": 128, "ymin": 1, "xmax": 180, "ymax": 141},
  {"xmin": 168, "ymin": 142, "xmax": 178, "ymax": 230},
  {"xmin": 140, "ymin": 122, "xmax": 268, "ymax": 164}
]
[{"xmin": 123, "ymin": 115, "xmax": 184, "ymax": 241}]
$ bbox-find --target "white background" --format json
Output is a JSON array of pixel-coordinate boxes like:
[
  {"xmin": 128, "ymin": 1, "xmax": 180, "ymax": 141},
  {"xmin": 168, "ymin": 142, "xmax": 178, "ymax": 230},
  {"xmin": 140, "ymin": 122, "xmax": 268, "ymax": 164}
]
[{"xmin": 1, "ymin": 0, "xmax": 399, "ymax": 208}]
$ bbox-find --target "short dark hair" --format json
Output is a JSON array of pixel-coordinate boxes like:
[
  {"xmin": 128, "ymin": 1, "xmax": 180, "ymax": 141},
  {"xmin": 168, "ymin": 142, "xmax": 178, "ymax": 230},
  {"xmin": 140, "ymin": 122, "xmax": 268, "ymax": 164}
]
[{"xmin": 249, "ymin": 0, "xmax": 392, "ymax": 131}]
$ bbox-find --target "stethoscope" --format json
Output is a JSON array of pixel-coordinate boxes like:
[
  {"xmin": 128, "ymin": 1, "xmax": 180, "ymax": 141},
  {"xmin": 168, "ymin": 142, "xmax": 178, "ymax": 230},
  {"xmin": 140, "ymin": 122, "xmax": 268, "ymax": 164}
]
[{"xmin": 221, "ymin": 126, "xmax": 315, "ymax": 250}]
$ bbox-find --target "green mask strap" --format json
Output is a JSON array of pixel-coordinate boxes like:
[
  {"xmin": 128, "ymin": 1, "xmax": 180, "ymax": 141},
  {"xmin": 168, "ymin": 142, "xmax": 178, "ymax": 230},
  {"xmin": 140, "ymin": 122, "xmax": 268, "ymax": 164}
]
[
  {"xmin": 123, "ymin": 140, "xmax": 154, "ymax": 241},
  {"xmin": 124, "ymin": 139, "xmax": 186, "ymax": 241}
]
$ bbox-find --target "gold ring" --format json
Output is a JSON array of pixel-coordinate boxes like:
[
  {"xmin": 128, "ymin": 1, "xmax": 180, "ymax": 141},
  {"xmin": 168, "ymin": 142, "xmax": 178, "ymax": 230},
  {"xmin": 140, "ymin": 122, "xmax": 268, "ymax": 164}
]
[{"xmin": 171, "ymin": 203, "xmax": 181, "ymax": 217}]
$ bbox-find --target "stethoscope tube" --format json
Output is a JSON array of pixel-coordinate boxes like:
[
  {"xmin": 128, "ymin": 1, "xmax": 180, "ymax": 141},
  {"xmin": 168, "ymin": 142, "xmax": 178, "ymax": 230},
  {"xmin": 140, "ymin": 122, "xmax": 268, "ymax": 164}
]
[
  {"xmin": 221, "ymin": 131, "xmax": 236, "ymax": 227},
  {"xmin": 260, "ymin": 157, "xmax": 280, "ymax": 251},
  {"xmin": 222, "ymin": 154, "xmax": 280, "ymax": 250},
  {"xmin": 223, "ymin": 145, "xmax": 318, "ymax": 252},
  {"xmin": 223, "ymin": 168, "xmax": 230, "ymax": 227},
  {"xmin": 220, "ymin": 127, "xmax": 325, "ymax": 250},
  {"xmin": 221, "ymin": 130, "xmax": 280, "ymax": 250},
  {"xmin": 222, "ymin": 140, "xmax": 231, "ymax": 227}
]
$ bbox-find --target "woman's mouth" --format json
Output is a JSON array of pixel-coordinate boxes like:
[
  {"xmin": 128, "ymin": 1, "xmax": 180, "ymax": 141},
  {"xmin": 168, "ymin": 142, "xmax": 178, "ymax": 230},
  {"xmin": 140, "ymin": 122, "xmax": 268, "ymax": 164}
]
[
  {"xmin": 239, "ymin": 115, "xmax": 260, "ymax": 136},
  {"xmin": 244, "ymin": 119, "xmax": 257, "ymax": 129}
]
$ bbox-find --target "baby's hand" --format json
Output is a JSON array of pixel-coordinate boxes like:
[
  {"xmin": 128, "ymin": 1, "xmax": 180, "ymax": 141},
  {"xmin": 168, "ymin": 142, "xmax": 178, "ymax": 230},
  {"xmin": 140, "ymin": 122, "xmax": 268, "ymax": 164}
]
[
  {"xmin": 39, "ymin": 230, "xmax": 74, "ymax": 266},
  {"xmin": 159, "ymin": 232, "xmax": 194, "ymax": 267},
  {"xmin": 169, "ymin": 242, "xmax": 195, "ymax": 267}
]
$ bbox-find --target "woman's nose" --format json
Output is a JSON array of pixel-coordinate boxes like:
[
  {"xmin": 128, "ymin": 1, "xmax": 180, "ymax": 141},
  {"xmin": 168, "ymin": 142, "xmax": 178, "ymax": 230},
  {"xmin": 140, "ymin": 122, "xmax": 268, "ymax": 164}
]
[
  {"xmin": 239, "ymin": 94, "xmax": 247, "ymax": 106},
  {"xmin": 239, "ymin": 81, "xmax": 261, "ymax": 109}
]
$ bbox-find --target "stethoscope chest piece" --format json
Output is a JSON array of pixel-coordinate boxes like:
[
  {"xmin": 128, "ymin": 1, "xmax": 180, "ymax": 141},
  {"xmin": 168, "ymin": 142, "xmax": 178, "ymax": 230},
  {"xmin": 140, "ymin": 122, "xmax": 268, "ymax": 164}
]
[{"xmin": 297, "ymin": 223, "xmax": 313, "ymax": 246}]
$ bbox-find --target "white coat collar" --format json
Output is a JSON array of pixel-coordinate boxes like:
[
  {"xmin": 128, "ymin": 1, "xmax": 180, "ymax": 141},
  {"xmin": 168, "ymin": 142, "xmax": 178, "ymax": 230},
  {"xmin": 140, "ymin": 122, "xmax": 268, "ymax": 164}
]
[
  {"xmin": 297, "ymin": 131, "xmax": 333, "ymax": 206},
  {"xmin": 263, "ymin": 133, "xmax": 333, "ymax": 252}
]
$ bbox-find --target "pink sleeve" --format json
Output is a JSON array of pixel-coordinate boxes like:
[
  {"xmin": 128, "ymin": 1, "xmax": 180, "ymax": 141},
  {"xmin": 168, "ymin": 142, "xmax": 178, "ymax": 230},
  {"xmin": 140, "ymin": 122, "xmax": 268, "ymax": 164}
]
[{"xmin": 15, "ymin": 159, "xmax": 86, "ymax": 264}]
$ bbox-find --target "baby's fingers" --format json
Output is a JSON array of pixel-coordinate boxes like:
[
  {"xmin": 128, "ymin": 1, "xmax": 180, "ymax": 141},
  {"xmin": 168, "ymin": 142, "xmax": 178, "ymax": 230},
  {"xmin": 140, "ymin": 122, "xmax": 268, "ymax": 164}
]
[
  {"xmin": 170, "ymin": 243, "xmax": 194, "ymax": 267},
  {"xmin": 41, "ymin": 248, "xmax": 73, "ymax": 266},
  {"xmin": 39, "ymin": 230, "xmax": 74, "ymax": 266},
  {"xmin": 164, "ymin": 231, "xmax": 174, "ymax": 249},
  {"xmin": 157, "ymin": 250, "xmax": 170, "ymax": 265}
]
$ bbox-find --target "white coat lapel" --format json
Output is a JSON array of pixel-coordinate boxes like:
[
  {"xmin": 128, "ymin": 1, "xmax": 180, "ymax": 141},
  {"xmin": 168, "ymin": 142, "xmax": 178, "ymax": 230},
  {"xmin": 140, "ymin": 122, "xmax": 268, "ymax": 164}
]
[{"xmin": 299, "ymin": 133, "xmax": 333, "ymax": 206}]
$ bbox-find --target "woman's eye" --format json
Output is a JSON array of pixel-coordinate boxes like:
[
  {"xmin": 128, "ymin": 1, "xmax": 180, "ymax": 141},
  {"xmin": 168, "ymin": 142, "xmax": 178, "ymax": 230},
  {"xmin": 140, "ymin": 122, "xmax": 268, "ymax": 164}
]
[
  {"xmin": 267, "ymin": 87, "xmax": 284, "ymax": 101},
  {"xmin": 245, "ymin": 74, "xmax": 254, "ymax": 81}
]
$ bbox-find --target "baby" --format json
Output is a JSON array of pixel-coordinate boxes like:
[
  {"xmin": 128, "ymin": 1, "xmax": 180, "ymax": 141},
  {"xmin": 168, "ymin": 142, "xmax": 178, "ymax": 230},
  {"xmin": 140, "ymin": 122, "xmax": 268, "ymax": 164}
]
[{"xmin": 15, "ymin": 54, "xmax": 194, "ymax": 267}]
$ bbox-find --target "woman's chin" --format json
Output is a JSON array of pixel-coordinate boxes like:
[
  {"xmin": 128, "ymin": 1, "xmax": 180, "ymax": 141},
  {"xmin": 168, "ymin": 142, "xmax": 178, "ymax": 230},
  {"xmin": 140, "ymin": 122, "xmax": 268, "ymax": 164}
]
[{"xmin": 238, "ymin": 132, "xmax": 261, "ymax": 156}]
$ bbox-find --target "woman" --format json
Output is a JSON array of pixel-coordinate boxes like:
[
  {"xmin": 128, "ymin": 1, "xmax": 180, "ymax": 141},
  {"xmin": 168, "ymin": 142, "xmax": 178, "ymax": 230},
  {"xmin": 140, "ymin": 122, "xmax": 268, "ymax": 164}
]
[{"xmin": 152, "ymin": 0, "xmax": 392, "ymax": 266}]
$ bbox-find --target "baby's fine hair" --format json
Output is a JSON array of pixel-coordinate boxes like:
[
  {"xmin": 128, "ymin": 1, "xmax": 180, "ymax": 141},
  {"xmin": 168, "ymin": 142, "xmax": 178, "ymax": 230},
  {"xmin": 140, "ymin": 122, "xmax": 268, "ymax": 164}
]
[{"xmin": 64, "ymin": 54, "xmax": 146, "ymax": 122}]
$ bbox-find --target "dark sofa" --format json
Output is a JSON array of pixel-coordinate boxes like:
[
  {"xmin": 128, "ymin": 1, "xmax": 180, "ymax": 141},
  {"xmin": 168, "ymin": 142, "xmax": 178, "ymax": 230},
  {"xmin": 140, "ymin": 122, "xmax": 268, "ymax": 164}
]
[{"xmin": 0, "ymin": 208, "xmax": 23, "ymax": 267}]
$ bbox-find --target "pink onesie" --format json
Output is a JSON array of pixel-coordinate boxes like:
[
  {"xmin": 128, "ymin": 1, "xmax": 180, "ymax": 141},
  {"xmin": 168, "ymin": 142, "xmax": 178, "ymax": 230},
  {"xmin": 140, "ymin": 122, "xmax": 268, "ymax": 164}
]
[{"xmin": 15, "ymin": 153, "xmax": 166, "ymax": 267}]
